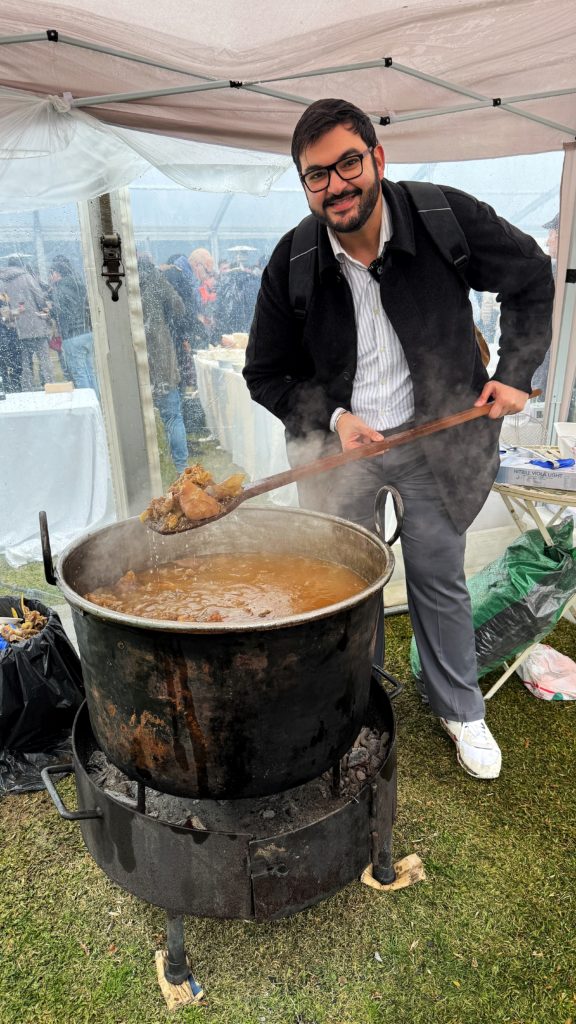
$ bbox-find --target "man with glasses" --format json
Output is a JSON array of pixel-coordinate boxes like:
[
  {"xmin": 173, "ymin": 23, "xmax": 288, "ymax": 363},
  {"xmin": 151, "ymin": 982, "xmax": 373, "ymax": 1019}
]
[{"xmin": 244, "ymin": 98, "xmax": 554, "ymax": 780}]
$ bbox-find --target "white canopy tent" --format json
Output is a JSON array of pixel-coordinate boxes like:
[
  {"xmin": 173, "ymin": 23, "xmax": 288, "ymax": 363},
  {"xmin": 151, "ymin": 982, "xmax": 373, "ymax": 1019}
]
[
  {"xmin": 0, "ymin": 0, "xmax": 575, "ymax": 575},
  {"xmin": 1, "ymin": 0, "xmax": 575, "ymax": 160}
]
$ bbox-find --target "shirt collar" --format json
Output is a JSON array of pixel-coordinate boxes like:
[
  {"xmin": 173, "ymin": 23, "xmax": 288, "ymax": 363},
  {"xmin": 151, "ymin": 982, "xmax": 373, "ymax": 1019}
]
[{"xmin": 327, "ymin": 196, "xmax": 392, "ymax": 268}]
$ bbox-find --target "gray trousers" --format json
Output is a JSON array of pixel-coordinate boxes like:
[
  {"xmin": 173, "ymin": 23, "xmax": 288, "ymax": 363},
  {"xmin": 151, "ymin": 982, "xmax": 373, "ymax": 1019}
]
[{"xmin": 292, "ymin": 432, "xmax": 485, "ymax": 723}]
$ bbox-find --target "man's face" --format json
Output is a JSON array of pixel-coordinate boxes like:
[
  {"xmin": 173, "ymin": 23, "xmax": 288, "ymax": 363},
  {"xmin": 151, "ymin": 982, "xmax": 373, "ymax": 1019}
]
[
  {"xmin": 299, "ymin": 124, "xmax": 385, "ymax": 235},
  {"xmin": 547, "ymin": 228, "xmax": 558, "ymax": 261}
]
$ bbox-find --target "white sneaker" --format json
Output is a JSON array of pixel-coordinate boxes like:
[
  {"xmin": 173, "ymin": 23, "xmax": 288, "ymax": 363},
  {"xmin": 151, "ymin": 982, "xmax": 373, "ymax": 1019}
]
[{"xmin": 439, "ymin": 718, "xmax": 502, "ymax": 779}]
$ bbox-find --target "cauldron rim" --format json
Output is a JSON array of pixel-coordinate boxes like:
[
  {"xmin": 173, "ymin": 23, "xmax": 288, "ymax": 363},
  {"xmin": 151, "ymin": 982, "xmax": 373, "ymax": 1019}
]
[{"xmin": 56, "ymin": 506, "xmax": 394, "ymax": 634}]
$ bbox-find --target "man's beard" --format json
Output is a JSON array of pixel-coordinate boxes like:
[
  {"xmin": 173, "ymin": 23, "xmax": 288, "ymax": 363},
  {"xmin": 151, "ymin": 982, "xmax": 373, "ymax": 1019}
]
[{"xmin": 313, "ymin": 175, "xmax": 381, "ymax": 234}]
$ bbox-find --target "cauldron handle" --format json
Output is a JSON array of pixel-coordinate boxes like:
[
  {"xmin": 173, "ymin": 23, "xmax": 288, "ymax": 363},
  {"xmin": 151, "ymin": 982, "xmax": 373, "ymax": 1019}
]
[
  {"xmin": 374, "ymin": 485, "xmax": 404, "ymax": 546},
  {"xmin": 39, "ymin": 510, "xmax": 56, "ymax": 586},
  {"xmin": 41, "ymin": 764, "xmax": 103, "ymax": 821}
]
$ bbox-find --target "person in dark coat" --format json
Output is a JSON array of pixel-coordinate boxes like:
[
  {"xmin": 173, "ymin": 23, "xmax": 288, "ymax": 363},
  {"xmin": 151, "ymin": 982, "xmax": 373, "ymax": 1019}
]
[
  {"xmin": 137, "ymin": 255, "xmax": 189, "ymax": 475},
  {"xmin": 244, "ymin": 98, "xmax": 554, "ymax": 781},
  {"xmin": 50, "ymin": 256, "xmax": 98, "ymax": 395},
  {"xmin": 161, "ymin": 254, "xmax": 205, "ymax": 388}
]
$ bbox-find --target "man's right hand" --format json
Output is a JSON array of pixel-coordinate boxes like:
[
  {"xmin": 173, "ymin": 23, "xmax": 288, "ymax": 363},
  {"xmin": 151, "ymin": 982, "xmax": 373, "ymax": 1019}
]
[{"xmin": 336, "ymin": 412, "xmax": 384, "ymax": 450}]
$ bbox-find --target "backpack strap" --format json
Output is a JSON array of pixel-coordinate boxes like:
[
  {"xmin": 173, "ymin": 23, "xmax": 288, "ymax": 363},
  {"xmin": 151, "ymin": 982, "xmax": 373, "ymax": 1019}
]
[
  {"xmin": 399, "ymin": 180, "xmax": 470, "ymax": 278},
  {"xmin": 288, "ymin": 214, "xmax": 319, "ymax": 320},
  {"xmin": 287, "ymin": 184, "xmax": 471, "ymax": 321},
  {"xmin": 401, "ymin": 180, "xmax": 492, "ymax": 367}
]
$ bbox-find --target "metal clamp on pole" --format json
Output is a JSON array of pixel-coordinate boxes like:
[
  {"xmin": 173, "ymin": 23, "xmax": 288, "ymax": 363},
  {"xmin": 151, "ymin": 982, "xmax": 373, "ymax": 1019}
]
[{"xmin": 100, "ymin": 232, "xmax": 125, "ymax": 301}]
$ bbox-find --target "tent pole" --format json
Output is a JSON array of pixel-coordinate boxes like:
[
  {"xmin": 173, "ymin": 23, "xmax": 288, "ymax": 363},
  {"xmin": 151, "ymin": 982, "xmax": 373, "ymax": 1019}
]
[
  {"xmin": 544, "ymin": 219, "xmax": 576, "ymax": 436},
  {"xmin": 1, "ymin": 31, "xmax": 574, "ymax": 137},
  {"xmin": 390, "ymin": 100, "xmax": 493, "ymax": 122},
  {"xmin": 78, "ymin": 191, "xmax": 162, "ymax": 517},
  {"xmin": 505, "ymin": 87, "xmax": 576, "ymax": 103},
  {"xmin": 73, "ymin": 80, "xmax": 230, "ymax": 108},
  {"xmin": 0, "ymin": 31, "xmax": 215, "ymax": 82},
  {"xmin": 0, "ymin": 33, "xmax": 47, "ymax": 44}
]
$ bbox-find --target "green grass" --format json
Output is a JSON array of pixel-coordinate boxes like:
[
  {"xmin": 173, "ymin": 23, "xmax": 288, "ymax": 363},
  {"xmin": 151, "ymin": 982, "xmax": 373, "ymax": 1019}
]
[{"xmin": 1, "ymin": 614, "xmax": 575, "ymax": 1024}]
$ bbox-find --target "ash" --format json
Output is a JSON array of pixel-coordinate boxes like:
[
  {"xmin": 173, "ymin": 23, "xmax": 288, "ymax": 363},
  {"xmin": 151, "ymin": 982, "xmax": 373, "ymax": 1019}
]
[{"xmin": 87, "ymin": 725, "xmax": 390, "ymax": 838}]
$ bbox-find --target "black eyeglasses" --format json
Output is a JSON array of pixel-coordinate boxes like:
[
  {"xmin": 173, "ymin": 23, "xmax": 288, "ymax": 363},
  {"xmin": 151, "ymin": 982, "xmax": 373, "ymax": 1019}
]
[{"xmin": 300, "ymin": 148, "xmax": 374, "ymax": 193}]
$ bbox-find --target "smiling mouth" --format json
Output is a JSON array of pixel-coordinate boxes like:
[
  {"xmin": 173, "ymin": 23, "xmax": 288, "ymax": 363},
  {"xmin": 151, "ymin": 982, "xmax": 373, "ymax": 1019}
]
[{"xmin": 324, "ymin": 191, "xmax": 360, "ymax": 210}]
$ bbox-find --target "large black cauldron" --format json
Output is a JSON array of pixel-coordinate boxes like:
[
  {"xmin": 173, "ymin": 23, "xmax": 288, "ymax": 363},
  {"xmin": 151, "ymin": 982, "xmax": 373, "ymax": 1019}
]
[{"xmin": 50, "ymin": 505, "xmax": 397, "ymax": 799}]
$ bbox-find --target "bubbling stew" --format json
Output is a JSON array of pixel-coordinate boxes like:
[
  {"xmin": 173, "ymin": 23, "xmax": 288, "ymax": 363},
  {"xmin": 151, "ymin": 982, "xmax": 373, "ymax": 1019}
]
[{"xmin": 85, "ymin": 553, "xmax": 368, "ymax": 624}]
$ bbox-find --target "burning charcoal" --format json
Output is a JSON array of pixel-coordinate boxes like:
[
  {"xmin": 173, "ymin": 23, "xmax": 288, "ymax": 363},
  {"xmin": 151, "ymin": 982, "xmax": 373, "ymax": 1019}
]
[
  {"xmin": 348, "ymin": 747, "xmax": 369, "ymax": 767},
  {"xmin": 357, "ymin": 729, "xmax": 372, "ymax": 749}
]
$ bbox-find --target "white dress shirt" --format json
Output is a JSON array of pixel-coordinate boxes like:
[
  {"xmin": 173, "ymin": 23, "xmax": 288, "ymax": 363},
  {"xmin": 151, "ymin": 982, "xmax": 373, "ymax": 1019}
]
[{"xmin": 327, "ymin": 199, "xmax": 414, "ymax": 431}]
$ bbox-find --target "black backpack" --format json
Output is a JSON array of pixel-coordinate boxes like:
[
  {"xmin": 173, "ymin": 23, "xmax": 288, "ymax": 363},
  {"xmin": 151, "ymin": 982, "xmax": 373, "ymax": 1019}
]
[{"xmin": 288, "ymin": 179, "xmax": 490, "ymax": 366}]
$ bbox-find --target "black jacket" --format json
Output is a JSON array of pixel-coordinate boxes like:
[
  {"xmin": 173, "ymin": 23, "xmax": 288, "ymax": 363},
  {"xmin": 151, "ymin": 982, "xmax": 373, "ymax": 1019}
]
[
  {"xmin": 51, "ymin": 274, "xmax": 91, "ymax": 340},
  {"xmin": 244, "ymin": 180, "xmax": 554, "ymax": 532}
]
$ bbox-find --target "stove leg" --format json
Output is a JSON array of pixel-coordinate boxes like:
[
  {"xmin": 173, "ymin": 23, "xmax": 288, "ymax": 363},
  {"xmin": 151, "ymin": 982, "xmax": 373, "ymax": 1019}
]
[
  {"xmin": 370, "ymin": 782, "xmax": 396, "ymax": 885},
  {"xmin": 156, "ymin": 914, "xmax": 204, "ymax": 1007},
  {"xmin": 164, "ymin": 914, "xmax": 192, "ymax": 986},
  {"xmin": 372, "ymin": 841, "xmax": 396, "ymax": 886}
]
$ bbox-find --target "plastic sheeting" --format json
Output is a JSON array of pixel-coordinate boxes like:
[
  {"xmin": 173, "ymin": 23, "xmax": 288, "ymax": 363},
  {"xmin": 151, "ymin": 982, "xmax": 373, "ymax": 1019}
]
[
  {"xmin": 2, "ymin": 0, "xmax": 575, "ymax": 163},
  {"xmin": 0, "ymin": 89, "xmax": 291, "ymax": 212},
  {"xmin": 410, "ymin": 520, "xmax": 576, "ymax": 681}
]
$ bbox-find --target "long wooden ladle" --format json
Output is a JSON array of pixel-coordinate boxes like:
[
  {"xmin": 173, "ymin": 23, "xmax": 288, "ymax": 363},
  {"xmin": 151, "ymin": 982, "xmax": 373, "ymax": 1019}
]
[{"xmin": 146, "ymin": 394, "xmax": 539, "ymax": 534}]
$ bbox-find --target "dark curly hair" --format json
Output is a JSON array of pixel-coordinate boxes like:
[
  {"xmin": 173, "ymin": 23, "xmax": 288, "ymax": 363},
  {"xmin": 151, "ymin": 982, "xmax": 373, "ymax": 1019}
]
[
  {"xmin": 50, "ymin": 255, "xmax": 75, "ymax": 278},
  {"xmin": 291, "ymin": 98, "xmax": 379, "ymax": 173}
]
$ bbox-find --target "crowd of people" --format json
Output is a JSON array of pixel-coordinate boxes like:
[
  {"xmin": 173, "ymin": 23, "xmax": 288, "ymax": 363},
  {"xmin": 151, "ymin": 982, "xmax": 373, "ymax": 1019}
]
[
  {"xmin": 136, "ymin": 247, "xmax": 262, "ymax": 473},
  {"xmin": 0, "ymin": 254, "xmax": 96, "ymax": 396}
]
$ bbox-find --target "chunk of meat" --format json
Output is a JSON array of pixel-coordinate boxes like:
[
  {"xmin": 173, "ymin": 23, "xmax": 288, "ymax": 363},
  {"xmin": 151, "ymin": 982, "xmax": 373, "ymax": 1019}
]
[
  {"xmin": 206, "ymin": 473, "xmax": 245, "ymax": 500},
  {"xmin": 178, "ymin": 480, "xmax": 222, "ymax": 521},
  {"xmin": 140, "ymin": 463, "xmax": 246, "ymax": 532}
]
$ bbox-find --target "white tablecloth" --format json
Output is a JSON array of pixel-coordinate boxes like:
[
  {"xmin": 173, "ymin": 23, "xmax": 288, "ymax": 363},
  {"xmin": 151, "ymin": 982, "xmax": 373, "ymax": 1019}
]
[
  {"xmin": 194, "ymin": 355, "xmax": 298, "ymax": 507},
  {"xmin": 0, "ymin": 389, "xmax": 116, "ymax": 567}
]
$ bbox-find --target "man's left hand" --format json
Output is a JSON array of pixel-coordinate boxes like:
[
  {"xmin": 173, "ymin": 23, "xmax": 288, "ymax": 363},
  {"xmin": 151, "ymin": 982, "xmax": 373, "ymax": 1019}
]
[{"xmin": 474, "ymin": 381, "xmax": 530, "ymax": 419}]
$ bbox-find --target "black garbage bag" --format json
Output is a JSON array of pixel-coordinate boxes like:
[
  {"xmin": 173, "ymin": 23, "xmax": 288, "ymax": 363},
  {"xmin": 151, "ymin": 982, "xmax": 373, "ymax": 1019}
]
[{"xmin": 0, "ymin": 597, "xmax": 84, "ymax": 796}]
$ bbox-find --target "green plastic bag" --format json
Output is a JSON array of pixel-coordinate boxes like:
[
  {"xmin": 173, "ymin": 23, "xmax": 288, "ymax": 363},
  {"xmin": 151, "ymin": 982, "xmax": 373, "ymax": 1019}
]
[{"xmin": 410, "ymin": 520, "xmax": 576, "ymax": 681}]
